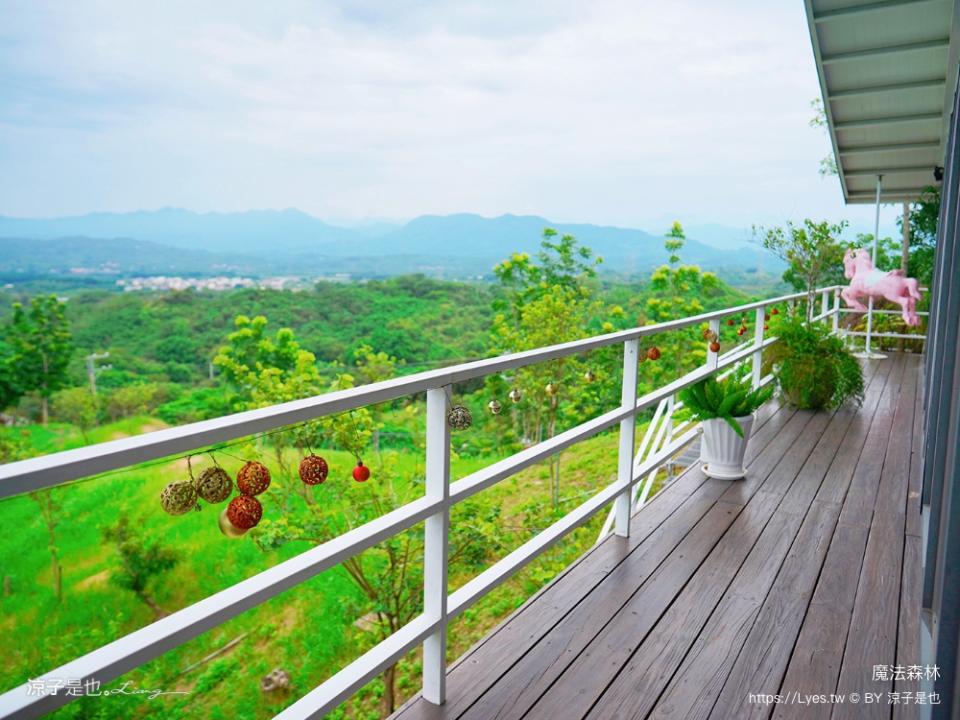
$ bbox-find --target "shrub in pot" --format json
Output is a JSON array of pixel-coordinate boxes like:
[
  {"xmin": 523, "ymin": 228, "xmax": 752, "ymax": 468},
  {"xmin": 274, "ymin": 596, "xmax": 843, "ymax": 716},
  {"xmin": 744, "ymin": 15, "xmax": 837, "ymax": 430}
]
[
  {"xmin": 764, "ymin": 314, "xmax": 864, "ymax": 410},
  {"xmin": 679, "ymin": 376, "xmax": 773, "ymax": 480}
]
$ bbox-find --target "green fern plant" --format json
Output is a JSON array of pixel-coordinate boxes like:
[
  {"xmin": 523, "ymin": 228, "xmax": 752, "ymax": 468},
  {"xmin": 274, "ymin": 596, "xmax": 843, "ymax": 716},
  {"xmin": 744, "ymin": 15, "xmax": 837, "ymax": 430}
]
[{"xmin": 679, "ymin": 375, "xmax": 773, "ymax": 437}]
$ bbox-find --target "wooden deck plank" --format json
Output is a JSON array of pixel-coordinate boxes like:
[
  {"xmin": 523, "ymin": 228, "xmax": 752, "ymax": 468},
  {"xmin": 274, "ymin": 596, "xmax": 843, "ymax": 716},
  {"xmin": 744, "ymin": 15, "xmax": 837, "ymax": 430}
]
[
  {"xmin": 460, "ymin": 407, "xmax": 818, "ymax": 720},
  {"xmin": 647, "ymin": 358, "xmax": 900, "ymax": 720},
  {"xmin": 582, "ymin": 359, "xmax": 895, "ymax": 720},
  {"xmin": 833, "ymin": 355, "xmax": 918, "ymax": 720},
  {"xmin": 392, "ymin": 402, "xmax": 795, "ymax": 720},
  {"xmin": 392, "ymin": 354, "xmax": 924, "ymax": 720},
  {"xmin": 708, "ymin": 357, "xmax": 905, "ymax": 719}
]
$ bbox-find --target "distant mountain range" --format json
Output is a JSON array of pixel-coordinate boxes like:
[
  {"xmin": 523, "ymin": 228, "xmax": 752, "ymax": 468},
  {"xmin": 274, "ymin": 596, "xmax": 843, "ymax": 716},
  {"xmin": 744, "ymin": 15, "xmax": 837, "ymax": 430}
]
[{"xmin": 0, "ymin": 209, "xmax": 779, "ymax": 280}]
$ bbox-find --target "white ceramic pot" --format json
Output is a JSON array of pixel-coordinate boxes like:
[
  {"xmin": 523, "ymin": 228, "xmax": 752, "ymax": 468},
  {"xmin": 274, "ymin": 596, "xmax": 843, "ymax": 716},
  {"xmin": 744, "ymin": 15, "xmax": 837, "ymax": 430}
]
[{"xmin": 700, "ymin": 415, "xmax": 754, "ymax": 480}]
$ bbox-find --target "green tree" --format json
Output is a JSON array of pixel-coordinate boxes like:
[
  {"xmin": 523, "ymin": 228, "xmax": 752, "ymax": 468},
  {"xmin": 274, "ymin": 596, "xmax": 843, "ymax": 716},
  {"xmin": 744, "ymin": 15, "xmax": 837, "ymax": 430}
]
[
  {"xmin": 491, "ymin": 229, "xmax": 606, "ymax": 507},
  {"xmin": 52, "ymin": 387, "xmax": 99, "ymax": 443},
  {"xmin": 897, "ymin": 185, "xmax": 940, "ymax": 285},
  {"xmin": 8, "ymin": 295, "xmax": 74, "ymax": 424},
  {"xmin": 103, "ymin": 516, "xmax": 179, "ymax": 618},
  {"xmin": 755, "ymin": 220, "xmax": 848, "ymax": 319},
  {"xmin": 0, "ymin": 340, "xmax": 22, "ymax": 412},
  {"xmin": 214, "ymin": 314, "xmax": 322, "ymax": 408}
]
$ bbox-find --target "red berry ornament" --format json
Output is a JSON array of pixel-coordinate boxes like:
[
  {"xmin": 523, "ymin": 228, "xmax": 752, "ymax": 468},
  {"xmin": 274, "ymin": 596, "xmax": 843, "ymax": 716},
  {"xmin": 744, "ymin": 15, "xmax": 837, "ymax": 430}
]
[
  {"xmin": 763, "ymin": 323, "xmax": 769, "ymax": 331},
  {"xmin": 299, "ymin": 455, "xmax": 329, "ymax": 486},
  {"xmin": 727, "ymin": 318, "xmax": 735, "ymax": 327},
  {"xmin": 237, "ymin": 461, "xmax": 271, "ymax": 496},
  {"xmin": 646, "ymin": 346, "xmax": 661, "ymax": 361},
  {"xmin": 737, "ymin": 326, "xmax": 747, "ymax": 336},
  {"xmin": 226, "ymin": 495, "xmax": 263, "ymax": 530},
  {"xmin": 771, "ymin": 307, "xmax": 779, "ymax": 315},
  {"xmin": 709, "ymin": 341, "xmax": 721, "ymax": 353},
  {"xmin": 353, "ymin": 461, "xmax": 371, "ymax": 483}
]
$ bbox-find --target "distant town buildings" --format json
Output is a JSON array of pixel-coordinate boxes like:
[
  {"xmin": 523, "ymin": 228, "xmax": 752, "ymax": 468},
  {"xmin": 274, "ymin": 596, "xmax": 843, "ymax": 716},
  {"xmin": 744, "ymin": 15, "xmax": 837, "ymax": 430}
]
[{"xmin": 115, "ymin": 275, "xmax": 351, "ymax": 292}]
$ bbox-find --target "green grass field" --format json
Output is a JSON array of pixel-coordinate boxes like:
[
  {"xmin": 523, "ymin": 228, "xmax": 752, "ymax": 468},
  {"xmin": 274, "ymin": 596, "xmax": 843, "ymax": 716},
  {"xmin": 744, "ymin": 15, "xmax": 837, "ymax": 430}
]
[{"xmin": 0, "ymin": 415, "xmax": 658, "ymax": 719}]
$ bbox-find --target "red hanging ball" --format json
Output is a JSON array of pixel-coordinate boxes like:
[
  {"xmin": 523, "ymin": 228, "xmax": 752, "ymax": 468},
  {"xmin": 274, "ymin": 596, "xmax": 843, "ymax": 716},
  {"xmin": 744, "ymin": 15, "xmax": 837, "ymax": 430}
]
[
  {"xmin": 763, "ymin": 323, "xmax": 769, "ymax": 331},
  {"xmin": 737, "ymin": 326, "xmax": 747, "ymax": 336},
  {"xmin": 709, "ymin": 341, "xmax": 721, "ymax": 353},
  {"xmin": 352, "ymin": 461, "xmax": 371, "ymax": 483},
  {"xmin": 646, "ymin": 346, "xmax": 661, "ymax": 361},
  {"xmin": 299, "ymin": 455, "xmax": 329, "ymax": 485},
  {"xmin": 237, "ymin": 461, "xmax": 271, "ymax": 496},
  {"xmin": 727, "ymin": 318, "xmax": 735, "ymax": 326},
  {"xmin": 227, "ymin": 495, "xmax": 263, "ymax": 530},
  {"xmin": 771, "ymin": 307, "xmax": 780, "ymax": 315}
]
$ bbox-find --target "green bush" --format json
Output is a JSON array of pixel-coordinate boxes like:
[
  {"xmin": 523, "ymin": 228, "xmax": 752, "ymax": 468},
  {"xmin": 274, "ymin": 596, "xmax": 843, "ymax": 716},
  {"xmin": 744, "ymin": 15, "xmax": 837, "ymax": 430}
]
[{"xmin": 766, "ymin": 314, "xmax": 864, "ymax": 410}]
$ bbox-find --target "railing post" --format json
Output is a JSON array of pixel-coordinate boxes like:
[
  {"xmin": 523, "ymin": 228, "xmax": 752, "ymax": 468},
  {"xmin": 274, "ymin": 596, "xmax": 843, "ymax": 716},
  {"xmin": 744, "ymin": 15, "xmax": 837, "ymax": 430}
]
[
  {"xmin": 664, "ymin": 394, "xmax": 675, "ymax": 481},
  {"xmin": 706, "ymin": 318, "xmax": 721, "ymax": 369},
  {"xmin": 752, "ymin": 307, "xmax": 765, "ymax": 389},
  {"xmin": 614, "ymin": 339, "xmax": 640, "ymax": 537},
  {"xmin": 422, "ymin": 387, "xmax": 450, "ymax": 705},
  {"xmin": 820, "ymin": 288, "xmax": 829, "ymax": 324},
  {"xmin": 832, "ymin": 287, "xmax": 841, "ymax": 334}
]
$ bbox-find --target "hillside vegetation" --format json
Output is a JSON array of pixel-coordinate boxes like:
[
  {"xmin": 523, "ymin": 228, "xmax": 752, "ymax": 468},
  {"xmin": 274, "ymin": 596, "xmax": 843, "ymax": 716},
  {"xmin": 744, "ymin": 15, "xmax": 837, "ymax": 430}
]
[{"xmin": 0, "ymin": 227, "xmax": 762, "ymax": 719}]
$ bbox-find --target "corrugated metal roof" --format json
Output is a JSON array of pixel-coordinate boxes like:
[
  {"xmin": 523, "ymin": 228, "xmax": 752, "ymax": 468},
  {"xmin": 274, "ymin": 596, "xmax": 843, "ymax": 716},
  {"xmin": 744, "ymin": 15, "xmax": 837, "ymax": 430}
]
[{"xmin": 805, "ymin": 0, "xmax": 960, "ymax": 202}]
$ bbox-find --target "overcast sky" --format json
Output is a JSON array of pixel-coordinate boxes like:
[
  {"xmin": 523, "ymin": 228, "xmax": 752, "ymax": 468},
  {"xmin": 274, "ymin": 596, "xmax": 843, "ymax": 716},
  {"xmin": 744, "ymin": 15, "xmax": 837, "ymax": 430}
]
[{"xmin": 0, "ymin": 0, "xmax": 904, "ymax": 234}]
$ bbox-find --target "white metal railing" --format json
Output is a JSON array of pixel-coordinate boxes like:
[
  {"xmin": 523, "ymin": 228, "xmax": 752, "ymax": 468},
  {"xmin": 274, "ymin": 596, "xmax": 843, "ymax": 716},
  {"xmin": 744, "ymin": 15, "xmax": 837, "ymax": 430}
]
[{"xmin": 0, "ymin": 284, "xmax": 867, "ymax": 720}]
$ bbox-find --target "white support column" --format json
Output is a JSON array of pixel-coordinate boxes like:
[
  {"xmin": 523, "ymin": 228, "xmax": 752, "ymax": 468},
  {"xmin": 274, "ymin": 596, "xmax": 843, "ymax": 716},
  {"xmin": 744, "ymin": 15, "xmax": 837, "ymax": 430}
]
[
  {"xmin": 820, "ymin": 289, "xmax": 829, "ymax": 323},
  {"xmin": 832, "ymin": 287, "xmax": 841, "ymax": 334},
  {"xmin": 752, "ymin": 307, "xmax": 765, "ymax": 389},
  {"xmin": 664, "ymin": 394, "xmax": 675, "ymax": 481},
  {"xmin": 859, "ymin": 174, "xmax": 887, "ymax": 359},
  {"xmin": 614, "ymin": 339, "xmax": 640, "ymax": 537},
  {"xmin": 422, "ymin": 387, "xmax": 450, "ymax": 705},
  {"xmin": 706, "ymin": 318, "xmax": 721, "ymax": 369}
]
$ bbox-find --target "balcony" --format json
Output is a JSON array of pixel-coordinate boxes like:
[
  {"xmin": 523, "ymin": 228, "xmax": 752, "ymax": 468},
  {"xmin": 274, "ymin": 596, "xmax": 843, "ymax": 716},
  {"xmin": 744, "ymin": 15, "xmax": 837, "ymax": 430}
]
[
  {"xmin": 0, "ymin": 285, "xmax": 931, "ymax": 720},
  {"xmin": 392, "ymin": 352, "xmax": 923, "ymax": 720}
]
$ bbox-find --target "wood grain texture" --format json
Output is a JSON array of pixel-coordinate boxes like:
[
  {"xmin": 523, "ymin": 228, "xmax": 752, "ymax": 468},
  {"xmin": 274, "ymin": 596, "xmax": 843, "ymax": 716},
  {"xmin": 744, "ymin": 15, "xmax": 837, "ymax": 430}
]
[{"xmin": 390, "ymin": 356, "xmax": 925, "ymax": 720}]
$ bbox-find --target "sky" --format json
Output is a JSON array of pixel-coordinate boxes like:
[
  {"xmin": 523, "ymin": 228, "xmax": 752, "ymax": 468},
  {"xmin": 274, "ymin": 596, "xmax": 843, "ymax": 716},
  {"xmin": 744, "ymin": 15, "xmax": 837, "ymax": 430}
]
[{"xmin": 0, "ymin": 0, "xmax": 904, "ymax": 236}]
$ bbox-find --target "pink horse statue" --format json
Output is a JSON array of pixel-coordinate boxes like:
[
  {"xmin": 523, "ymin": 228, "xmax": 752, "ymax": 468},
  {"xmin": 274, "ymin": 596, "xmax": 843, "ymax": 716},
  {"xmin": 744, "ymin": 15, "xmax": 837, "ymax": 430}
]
[{"xmin": 841, "ymin": 248, "xmax": 922, "ymax": 326}]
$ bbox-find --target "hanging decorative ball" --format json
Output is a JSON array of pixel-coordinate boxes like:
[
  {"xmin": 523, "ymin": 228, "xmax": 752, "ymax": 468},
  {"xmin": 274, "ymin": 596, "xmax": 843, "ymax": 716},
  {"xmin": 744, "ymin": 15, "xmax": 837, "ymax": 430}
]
[
  {"xmin": 545, "ymin": 382, "xmax": 559, "ymax": 396},
  {"xmin": 298, "ymin": 455, "xmax": 329, "ymax": 486},
  {"xmin": 646, "ymin": 346, "xmax": 661, "ymax": 361},
  {"xmin": 226, "ymin": 494, "xmax": 263, "ymax": 530},
  {"xmin": 237, "ymin": 461, "xmax": 271, "ymax": 496},
  {"xmin": 727, "ymin": 318, "xmax": 736, "ymax": 327},
  {"xmin": 353, "ymin": 460, "xmax": 371, "ymax": 482},
  {"xmin": 702, "ymin": 328, "xmax": 712, "ymax": 340},
  {"xmin": 705, "ymin": 330, "xmax": 718, "ymax": 342},
  {"xmin": 218, "ymin": 507, "xmax": 249, "ymax": 537},
  {"xmin": 194, "ymin": 466, "xmax": 232, "ymax": 504},
  {"xmin": 447, "ymin": 404, "xmax": 473, "ymax": 430},
  {"xmin": 763, "ymin": 323, "xmax": 769, "ymax": 331},
  {"xmin": 488, "ymin": 399, "xmax": 502, "ymax": 415},
  {"xmin": 160, "ymin": 480, "xmax": 198, "ymax": 516},
  {"xmin": 508, "ymin": 387, "xmax": 522, "ymax": 403},
  {"xmin": 709, "ymin": 341, "xmax": 721, "ymax": 353},
  {"xmin": 737, "ymin": 326, "xmax": 747, "ymax": 337},
  {"xmin": 771, "ymin": 307, "xmax": 780, "ymax": 315},
  {"xmin": 583, "ymin": 369, "xmax": 596, "ymax": 383}
]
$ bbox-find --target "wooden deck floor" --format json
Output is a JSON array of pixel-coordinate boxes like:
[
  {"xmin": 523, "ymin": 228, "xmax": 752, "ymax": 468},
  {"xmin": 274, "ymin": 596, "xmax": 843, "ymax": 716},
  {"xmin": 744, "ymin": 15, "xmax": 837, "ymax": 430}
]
[{"xmin": 393, "ymin": 352, "xmax": 924, "ymax": 720}]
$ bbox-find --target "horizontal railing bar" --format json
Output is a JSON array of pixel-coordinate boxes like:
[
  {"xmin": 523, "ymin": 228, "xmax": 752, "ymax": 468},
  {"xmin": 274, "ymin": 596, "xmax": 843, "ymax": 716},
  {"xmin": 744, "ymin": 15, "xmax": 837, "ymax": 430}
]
[
  {"xmin": 274, "ymin": 614, "xmax": 440, "ymax": 720},
  {"xmin": 447, "ymin": 427, "xmax": 699, "ymax": 617},
  {"xmin": 845, "ymin": 331, "xmax": 928, "ymax": 340},
  {"xmin": 838, "ymin": 307, "xmax": 929, "ymax": 316},
  {"xmin": 0, "ymin": 288, "xmax": 832, "ymax": 499},
  {"xmin": 0, "ymin": 495, "xmax": 442, "ymax": 720},
  {"xmin": 449, "ymin": 338, "xmax": 767, "ymax": 504}
]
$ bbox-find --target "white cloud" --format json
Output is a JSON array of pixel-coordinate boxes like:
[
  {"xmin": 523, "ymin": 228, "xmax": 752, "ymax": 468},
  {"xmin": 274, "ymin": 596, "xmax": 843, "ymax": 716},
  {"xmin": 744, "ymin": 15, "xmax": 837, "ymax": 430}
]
[{"xmin": 0, "ymin": 0, "xmax": 902, "ymax": 235}]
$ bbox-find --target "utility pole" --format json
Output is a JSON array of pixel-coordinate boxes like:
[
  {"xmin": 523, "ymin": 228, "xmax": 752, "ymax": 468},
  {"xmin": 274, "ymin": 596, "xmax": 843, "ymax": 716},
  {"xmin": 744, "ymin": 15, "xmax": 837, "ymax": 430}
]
[{"xmin": 85, "ymin": 352, "xmax": 110, "ymax": 395}]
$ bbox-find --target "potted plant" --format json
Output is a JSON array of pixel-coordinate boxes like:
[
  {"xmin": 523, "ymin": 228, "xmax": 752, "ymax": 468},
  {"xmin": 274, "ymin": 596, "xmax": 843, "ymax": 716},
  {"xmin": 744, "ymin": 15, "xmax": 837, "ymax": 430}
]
[
  {"xmin": 764, "ymin": 314, "xmax": 864, "ymax": 410},
  {"xmin": 679, "ymin": 375, "xmax": 773, "ymax": 480}
]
